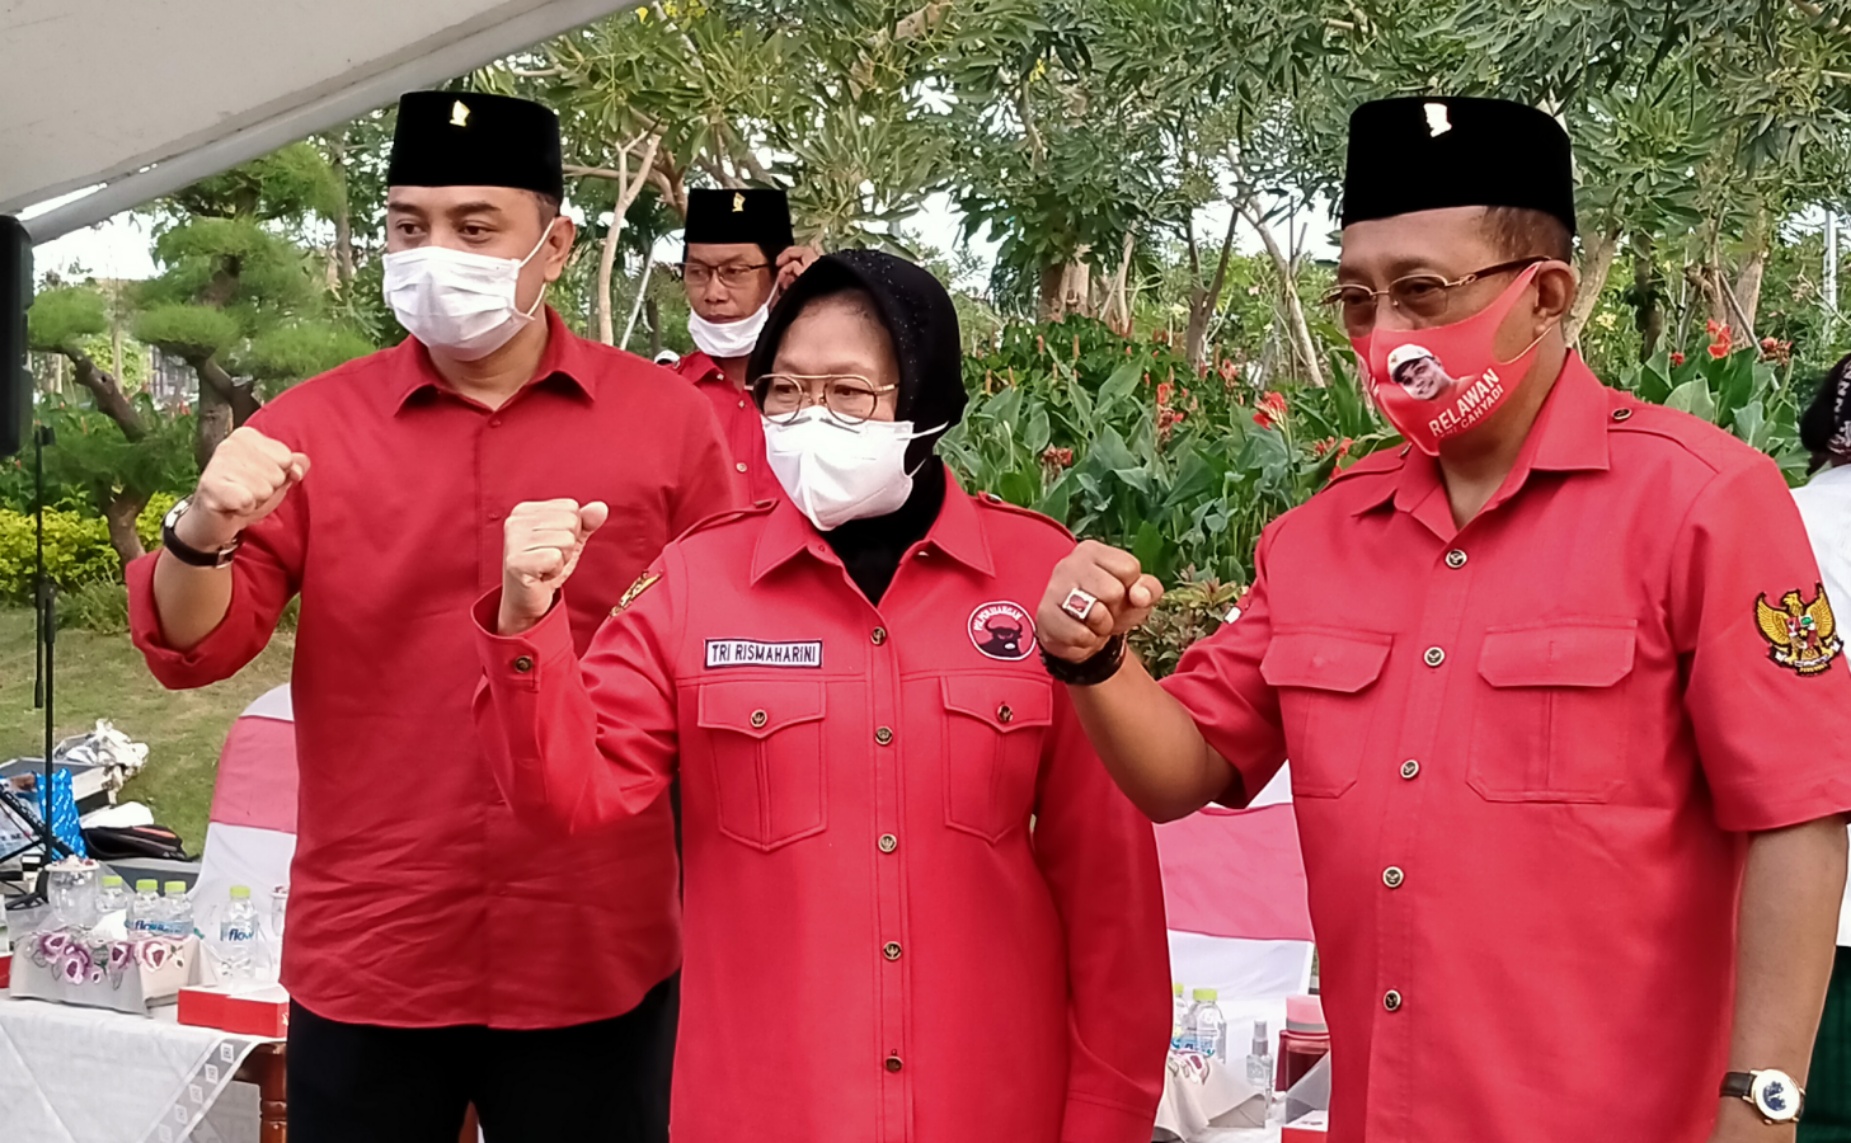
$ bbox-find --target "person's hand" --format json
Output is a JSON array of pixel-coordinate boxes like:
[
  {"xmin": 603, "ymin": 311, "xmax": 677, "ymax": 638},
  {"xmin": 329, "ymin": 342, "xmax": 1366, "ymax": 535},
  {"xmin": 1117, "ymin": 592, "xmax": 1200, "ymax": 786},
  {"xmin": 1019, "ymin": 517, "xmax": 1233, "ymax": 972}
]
[
  {"xmin": 180, "ymin": 427, "xmax": 310, "ymax": 551},
  {"xmin": 775, "ymin": 245, "xmax": 821, "ymax": 293},
  {"xmin": 500, "ymin": 499, "xmax": 610, "ymax": 635},
  {"xmin": 1035, "ymin": 540, "xmax": 1164, "ymax": 663}
]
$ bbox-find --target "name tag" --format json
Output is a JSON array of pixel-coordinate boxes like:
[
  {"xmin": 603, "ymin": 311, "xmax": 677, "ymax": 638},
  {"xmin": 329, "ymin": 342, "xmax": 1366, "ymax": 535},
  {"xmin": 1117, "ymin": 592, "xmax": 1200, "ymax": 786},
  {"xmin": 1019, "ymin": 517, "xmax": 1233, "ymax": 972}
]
[{"xmin": 704, "ymin": 640, "xmax": 824, "ymax": 669}]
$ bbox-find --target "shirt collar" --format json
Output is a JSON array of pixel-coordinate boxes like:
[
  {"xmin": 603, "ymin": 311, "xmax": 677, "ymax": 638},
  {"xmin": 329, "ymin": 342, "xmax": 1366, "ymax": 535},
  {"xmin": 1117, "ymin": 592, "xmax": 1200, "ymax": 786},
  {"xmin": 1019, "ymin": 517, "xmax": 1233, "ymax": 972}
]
[
  {"xmin": 749, "ymin": 468, "xmax": 995, "ymax": 585},
  {"xmin": 389, "ymin": 308, "xmax": 596, "ymax": 413},
  {"xmin": 1377, "ymin": 352, "xmax": 1612, "ymax": 530},
  {"xmin": 679, "ymin": 351, "xmax": 727, "ymax": 387}
]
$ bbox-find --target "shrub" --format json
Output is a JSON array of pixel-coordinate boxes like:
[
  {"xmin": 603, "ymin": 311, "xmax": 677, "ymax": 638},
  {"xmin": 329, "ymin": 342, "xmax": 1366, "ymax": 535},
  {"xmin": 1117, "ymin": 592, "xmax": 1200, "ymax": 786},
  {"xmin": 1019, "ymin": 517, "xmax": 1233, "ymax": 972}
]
[
  {"xmin": 0, "ymin": 506, "xmax": 127, "ymax": 600},
  {"xmin": 58, "ymin": 580, "xmax": 130, "ymax": 634}
]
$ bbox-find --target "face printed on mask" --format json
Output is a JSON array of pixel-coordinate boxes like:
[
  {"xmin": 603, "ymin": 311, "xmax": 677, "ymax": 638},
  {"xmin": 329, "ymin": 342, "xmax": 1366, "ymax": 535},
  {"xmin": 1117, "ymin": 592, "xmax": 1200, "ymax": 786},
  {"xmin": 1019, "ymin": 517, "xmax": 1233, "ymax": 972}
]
[
  {"xmin": 1354, "ymin": 264, "xmax": 1550, "ymax": 455},
  {"xmin": 383, "ymin": 222, "xmax": 555, "ymax": 360}
]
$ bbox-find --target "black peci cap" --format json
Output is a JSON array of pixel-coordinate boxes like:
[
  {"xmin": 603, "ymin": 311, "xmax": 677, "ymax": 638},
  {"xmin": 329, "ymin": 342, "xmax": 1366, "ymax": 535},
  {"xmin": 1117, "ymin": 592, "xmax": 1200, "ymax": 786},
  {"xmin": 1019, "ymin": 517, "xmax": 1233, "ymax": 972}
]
[
  {"xmin": 1341, "ymin": 97, "xmax": 1576, "ymax": 235},
  {"xmin": 685, "ymin": 188, "xmax": 796, "ymax": 261},
  {"xmin": 387, "ymin": 91, "xmax": 564, "ymax": 200}
]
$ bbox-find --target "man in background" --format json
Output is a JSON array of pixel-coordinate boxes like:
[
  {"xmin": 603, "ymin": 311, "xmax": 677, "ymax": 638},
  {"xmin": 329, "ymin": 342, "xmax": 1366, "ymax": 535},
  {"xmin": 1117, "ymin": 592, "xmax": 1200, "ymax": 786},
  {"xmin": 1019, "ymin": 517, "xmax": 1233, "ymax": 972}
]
[{"xmin": 672, "ymin": 187, "xmax": 815, "ymax": 503}]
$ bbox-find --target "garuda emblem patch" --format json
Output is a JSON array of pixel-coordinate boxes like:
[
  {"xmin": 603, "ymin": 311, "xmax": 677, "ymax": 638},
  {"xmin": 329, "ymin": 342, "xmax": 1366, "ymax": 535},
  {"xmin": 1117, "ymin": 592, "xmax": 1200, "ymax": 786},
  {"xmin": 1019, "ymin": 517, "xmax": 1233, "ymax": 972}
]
[{"xmin": 1754, "ymin": 584, "xmax": 1842, "ymax": 676}]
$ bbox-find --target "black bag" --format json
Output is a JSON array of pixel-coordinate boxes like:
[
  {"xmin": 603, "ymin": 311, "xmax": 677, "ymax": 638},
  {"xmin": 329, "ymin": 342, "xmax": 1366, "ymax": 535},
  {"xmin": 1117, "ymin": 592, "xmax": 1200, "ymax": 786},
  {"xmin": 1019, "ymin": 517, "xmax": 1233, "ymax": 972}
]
[{"xmin": 83, "ymin": 824, "xmax": 189, "ymax": 862}]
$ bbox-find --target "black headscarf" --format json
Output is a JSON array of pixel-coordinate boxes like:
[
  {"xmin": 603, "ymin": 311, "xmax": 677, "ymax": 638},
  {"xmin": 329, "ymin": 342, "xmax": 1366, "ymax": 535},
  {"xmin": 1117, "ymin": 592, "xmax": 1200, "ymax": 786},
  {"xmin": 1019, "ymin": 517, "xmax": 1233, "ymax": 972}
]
[
  {"xmin": 1801, "ymin": 352, "xmax": 1851, "ymax": 473},
  {"xmin": 746, "ymin": 250, "xmax": 969, "ymax": 604}
]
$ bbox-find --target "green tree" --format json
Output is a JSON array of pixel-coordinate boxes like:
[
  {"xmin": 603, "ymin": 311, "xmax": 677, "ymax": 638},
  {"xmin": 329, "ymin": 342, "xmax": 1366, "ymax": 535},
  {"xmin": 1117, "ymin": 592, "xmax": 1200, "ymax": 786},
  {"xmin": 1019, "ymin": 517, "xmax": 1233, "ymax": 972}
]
[
  {"xmin": 131, "ymin": 143, "xmax": 374, "ymax": 467},
  {"xmin": 27, "ymin": 286, "xmax": 193, "ymax": 566}
]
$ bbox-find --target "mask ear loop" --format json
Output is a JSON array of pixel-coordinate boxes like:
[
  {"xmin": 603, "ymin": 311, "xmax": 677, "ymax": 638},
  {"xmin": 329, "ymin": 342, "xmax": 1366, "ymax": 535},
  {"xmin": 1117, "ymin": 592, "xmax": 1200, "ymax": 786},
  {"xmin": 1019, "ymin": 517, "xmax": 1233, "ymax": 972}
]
[{"xmin": 515, "ymin": 219, "xmax": 560, "ymax": 319}]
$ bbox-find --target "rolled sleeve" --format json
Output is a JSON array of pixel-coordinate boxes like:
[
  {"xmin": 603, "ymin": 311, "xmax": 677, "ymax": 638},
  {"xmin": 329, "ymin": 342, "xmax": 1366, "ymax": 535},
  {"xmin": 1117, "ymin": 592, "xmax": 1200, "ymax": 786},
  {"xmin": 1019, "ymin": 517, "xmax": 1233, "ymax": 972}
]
[
  {"xmin": 126, "ymin": 497, "xmax": 302, "ymax": 690},
  {"xmin": 1674, "ymin": 456, "xmax": 1851, "ymax": 832},
  {"xmin": 1160, "ymin": 525, "xmax": 1288, "ymax": 806}
]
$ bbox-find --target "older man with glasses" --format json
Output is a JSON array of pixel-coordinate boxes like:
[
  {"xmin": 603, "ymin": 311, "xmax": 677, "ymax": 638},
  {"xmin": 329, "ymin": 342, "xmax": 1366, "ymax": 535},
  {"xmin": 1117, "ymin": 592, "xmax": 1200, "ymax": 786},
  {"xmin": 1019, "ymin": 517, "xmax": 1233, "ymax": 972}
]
[{"xmin": 670, "ymin": 188, "xmax": 818, "ymax": 504}]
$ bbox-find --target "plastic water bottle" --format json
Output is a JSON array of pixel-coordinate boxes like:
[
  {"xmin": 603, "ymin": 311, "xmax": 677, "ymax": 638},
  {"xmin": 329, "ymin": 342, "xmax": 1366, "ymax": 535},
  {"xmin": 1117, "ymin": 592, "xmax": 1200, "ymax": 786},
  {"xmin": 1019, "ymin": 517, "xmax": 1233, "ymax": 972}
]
[
  {"xmin": 1246, "ymin": 1018, "xmax": 1274, "ymax": 1089},
  {"xmin": 218, "ymin": 886, "xmax": 259, "ymax": 980},
  {"xmin": 1170, "ymin": 983, "xmax": 1190, "ymax": 1052},
  {"xmin": 128, "ymin": 879, "xmax": 163, "ymax": 936},
  {"xmin": 1192, "ymin": 988, "xmax": 1228, "ymax": 1062},
  {"xmin": 95, "ymin": 874, "xmax": 129, "ymax": 916},
  {"xmin": 1177, "ymin": 989, "xmax": 1202, "ymax": 1054},
  {"xmin": 162, "ymin": 880, "xmax": 193, "ymax": 938}
]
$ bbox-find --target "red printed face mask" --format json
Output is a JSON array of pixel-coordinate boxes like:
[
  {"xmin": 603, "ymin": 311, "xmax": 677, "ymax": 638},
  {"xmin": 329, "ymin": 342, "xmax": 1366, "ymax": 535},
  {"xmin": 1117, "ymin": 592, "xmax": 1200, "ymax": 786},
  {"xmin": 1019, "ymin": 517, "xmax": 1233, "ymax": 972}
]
[{"xmin": 1352, "ymin": 264, "xmax": 1549, "ymax": 455}]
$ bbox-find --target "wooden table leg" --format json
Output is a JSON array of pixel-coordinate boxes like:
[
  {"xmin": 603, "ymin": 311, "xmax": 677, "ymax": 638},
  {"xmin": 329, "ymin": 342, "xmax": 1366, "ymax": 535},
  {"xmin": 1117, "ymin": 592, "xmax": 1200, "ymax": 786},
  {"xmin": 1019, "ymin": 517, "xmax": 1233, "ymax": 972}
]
[{"xmin": 234, "ymin": 1043, "xmax": 288, "ymax": 1143}]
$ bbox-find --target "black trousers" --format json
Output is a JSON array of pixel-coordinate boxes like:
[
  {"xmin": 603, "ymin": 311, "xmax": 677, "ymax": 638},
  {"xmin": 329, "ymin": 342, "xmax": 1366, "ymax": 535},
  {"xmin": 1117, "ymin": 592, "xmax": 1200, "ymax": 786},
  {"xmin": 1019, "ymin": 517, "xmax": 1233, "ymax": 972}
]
[{"xmin": 286, "ymin": 974, "xmax": 677, "ymax": 1143}]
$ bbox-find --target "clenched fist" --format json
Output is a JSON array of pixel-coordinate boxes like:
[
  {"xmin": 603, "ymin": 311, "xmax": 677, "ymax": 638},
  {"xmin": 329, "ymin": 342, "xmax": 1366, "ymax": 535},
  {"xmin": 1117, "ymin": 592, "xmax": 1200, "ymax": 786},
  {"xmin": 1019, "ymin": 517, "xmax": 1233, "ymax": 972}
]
[
  {"xmin": 1035, "ymin": 540, "xmax": 1165, "ymax": 664},
  {"xmin": 499, "ymin": 499, "xmax": 610, "ymax": 635},
  {"xmin": 179, "ymin": 427, "xmax": 311, "ymax": 551}
]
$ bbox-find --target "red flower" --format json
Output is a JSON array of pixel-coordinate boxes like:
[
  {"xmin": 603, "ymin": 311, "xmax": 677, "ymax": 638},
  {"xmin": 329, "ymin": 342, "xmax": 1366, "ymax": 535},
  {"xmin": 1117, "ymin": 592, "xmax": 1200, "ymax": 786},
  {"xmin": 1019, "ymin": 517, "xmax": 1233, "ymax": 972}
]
[
  {"xmin": 1706, "ymin": 319, "xmax": 1726, "ymax": 337},
  {"xmin": 1156, "ymin": 381, "xmax": 1174, "ymax": 407},
  {"xmin": 1218, "ymin": 359, "xmax": 1239, "ymax": 382},
  {"xmin": 1259, "ymin": 391, "xmax": 1288, "ymax": 416},
  {"xmin": 1761, "ymin": 336, "xmax": 1778, "ymax": 352},
  {"xmin": 1252, "ymin": 410, "xmax": 1275, "ymax": 430},
  {"xmin": 1668, "ymin": 351, "xmax": 1685, "ymax": 367},
  {"xmin": 1336, "ymin": 437, "xmax": 1354, "ymax": 461},
  {"xmin": 1707, "ymin": 341, "xmax": 1729, "ymax": 360},
  {"xmin": 1040, "ymin": 446, "xmax": 1074, "ymax": 469}
]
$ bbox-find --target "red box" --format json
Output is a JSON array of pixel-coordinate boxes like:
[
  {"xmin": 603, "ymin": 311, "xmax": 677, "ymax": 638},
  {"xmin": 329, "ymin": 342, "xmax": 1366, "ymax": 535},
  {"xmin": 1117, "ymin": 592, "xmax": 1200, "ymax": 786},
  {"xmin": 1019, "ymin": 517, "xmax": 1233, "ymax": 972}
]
[
  {"xmin": 0, "ymin": 951, "xmax": 11, "ymax": 989},
  {"xmin": 178, "ymin": 983, "xmax": 289, "ymax": 1038}
]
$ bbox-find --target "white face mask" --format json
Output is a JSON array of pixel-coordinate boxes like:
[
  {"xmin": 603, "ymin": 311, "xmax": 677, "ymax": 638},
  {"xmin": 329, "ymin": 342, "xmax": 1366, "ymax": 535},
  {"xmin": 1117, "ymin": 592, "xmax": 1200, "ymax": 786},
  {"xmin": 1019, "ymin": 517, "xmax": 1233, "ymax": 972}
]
[
  {"xmin": 382, "ymin": 223, "xmax": 554, "ymax": 361},
  {"xmin": 688, "ymin": 302, "xmax": 770, "ymax": 360},
  {"xmin": 763, "ymin": 407, "xmax": 942, "ymax": 531}
]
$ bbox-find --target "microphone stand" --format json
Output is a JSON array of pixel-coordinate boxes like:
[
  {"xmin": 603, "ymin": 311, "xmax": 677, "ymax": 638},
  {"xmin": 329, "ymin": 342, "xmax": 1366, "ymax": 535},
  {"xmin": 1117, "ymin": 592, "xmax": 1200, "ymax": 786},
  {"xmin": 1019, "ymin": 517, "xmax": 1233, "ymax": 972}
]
[{"xmin": 4, "ymin": 422, "xmax": 71, "ymax": 911}]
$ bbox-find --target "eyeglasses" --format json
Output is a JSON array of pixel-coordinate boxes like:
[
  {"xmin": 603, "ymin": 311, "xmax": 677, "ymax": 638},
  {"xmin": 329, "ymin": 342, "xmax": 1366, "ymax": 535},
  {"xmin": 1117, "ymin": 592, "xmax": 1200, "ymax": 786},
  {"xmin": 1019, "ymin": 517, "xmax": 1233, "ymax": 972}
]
[
  {"xmin": 1320, "ymin": 257, "xmax": 1549, "ymax": 334},
  {"xmin": 757, "ymin": 374, "xmax": 896, "ymax": 425},
  {"xmin": 678, "ymin": 261, "xmax": 771, "ymax": 289}
]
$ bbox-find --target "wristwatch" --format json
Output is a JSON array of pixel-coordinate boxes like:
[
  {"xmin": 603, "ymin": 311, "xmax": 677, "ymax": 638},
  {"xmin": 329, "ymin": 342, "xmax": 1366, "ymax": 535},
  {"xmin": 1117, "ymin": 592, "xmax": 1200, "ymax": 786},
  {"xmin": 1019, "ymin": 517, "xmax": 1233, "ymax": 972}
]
[
  {"xmin": 1040, "ymin": 635, "xmax": 1127, "ymax": 686},
  {"xmin": 1721, "ymin": 1069, "xmax": 1804, "ymax": 1124},
  {"xmin": 161, "ymin": 497, "xmax": 242, "ymax": 569}
]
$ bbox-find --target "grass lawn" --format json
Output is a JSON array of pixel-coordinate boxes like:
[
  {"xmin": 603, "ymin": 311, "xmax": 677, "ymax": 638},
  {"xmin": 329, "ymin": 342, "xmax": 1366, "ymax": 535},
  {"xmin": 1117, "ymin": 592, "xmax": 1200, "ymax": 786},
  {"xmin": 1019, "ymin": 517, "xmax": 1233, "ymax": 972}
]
[{"xmin": 0, "ymin": 606, "xmax": 293, "ymax": 852}]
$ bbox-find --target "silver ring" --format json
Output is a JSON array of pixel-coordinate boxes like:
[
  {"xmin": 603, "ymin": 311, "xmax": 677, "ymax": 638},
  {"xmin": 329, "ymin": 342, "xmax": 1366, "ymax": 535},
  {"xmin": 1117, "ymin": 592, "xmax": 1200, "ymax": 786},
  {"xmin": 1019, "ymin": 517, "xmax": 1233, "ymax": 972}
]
[{"xmin": 1060, "ymin": 587, "xmax": 1099, "ymax": 622}]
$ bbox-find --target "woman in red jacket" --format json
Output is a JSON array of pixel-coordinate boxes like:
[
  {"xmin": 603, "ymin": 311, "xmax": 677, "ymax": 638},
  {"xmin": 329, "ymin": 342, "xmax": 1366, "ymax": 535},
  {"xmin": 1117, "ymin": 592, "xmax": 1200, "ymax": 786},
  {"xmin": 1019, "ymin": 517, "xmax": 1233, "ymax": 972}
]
[{"xmin": 473, "ymin": 251, "xmax": 1170, "ymax": 1143}]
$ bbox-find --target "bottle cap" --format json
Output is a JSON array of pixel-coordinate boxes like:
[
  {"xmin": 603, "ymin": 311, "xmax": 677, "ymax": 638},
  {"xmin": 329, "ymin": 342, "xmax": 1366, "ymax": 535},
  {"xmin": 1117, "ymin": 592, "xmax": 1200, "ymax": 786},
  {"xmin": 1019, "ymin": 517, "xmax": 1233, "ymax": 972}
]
[
  {"xmin": 1172, "ymin": 982, "xmax": 1183, "ymax": 997},
  {"xmin": 135, "ymin": 879, "xmax": 158, "ymax": 892},
  {"xmin": 229, "ymin": 885, "xmax": 251, "ymax": 900},
  {"xmin": 101, "ymin": 875, "xmax": 123, "ymax": 887},
  {"xmin": 1192, "ymin": 987, "xmax": 1218, "ymax": 1002},
  {"xmin": 164, "ymin": 881, "xmax": 188, "ymax": 895},
  {"xmin": 1286, "ymin": 994, "xmax": 1328, "ymax": 1033}
]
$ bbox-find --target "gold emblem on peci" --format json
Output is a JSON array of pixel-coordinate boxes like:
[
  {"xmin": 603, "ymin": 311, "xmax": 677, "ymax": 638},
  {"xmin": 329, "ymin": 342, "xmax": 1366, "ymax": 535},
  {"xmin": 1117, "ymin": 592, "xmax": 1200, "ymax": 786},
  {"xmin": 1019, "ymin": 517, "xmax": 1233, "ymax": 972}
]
[{"xmin": 450, "ymin": 100, "xmax": 471, "ymax": 127}]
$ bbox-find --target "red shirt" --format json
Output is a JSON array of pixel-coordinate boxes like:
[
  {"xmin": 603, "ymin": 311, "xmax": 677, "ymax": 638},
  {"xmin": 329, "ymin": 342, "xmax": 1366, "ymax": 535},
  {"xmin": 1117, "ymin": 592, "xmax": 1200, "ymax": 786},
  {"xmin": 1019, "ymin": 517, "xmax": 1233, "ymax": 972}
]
[
  {"xmin": 474, "ymin": 484, "xmax": 1170, "ymax": 1143},
  {"xmin": 127, "ymin": 310, "xmax": 740, "ymax": 1029},
  {"xmin": 1164, "ymin": 356, "xmax": 1851, "ymax": 1142},
  {"xmin": 675, "ymin": 350, "xmax": 783, "ymax": 504}
]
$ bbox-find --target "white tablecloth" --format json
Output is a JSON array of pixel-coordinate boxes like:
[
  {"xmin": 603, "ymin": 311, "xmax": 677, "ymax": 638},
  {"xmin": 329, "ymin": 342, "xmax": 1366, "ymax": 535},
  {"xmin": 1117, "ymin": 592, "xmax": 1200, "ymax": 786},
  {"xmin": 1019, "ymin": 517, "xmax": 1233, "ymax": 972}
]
[{"xmin": 0, "ymin": 989, "xmax": 270, "ymax": 1143}]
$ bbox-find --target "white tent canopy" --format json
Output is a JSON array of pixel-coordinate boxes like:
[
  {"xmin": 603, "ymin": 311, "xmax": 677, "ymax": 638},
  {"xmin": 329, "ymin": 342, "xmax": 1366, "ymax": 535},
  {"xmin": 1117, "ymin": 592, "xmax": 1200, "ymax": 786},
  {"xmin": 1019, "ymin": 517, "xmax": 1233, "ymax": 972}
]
[{"xmin": 1, "ymin": 0, "xmax": 637, "ymax": 242}]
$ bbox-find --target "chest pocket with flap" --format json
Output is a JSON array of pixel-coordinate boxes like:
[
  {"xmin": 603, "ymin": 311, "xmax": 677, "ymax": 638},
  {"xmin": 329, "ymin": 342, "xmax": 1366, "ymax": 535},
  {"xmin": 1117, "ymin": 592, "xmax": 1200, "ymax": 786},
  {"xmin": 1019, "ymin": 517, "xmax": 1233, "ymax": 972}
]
[
  {"xmin": 941, "ymin": 674, "xmax": 1053, "ymax": 843},
  {"xmin": 1467, "ymin": 622, "xmax": 1636, "ymax": 804},
  {"xmin": 1260, "ymin": 629, "xmax": 1393, "ymax": 799},
  {"xmin": 697, "ymin": 680, "xmax": 828, "ymax": 850}
]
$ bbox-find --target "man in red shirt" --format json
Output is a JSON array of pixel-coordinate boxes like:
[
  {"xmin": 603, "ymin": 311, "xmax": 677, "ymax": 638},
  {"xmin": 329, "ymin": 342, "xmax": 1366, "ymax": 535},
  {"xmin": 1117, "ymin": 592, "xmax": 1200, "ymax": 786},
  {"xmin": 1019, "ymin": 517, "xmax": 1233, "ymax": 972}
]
[
  {"xmin": 127, "ymin": 92, "xmax": 738, "ymax": 1143},
  {"xmin": 1036, "ymin": 97, "xmax": 1851, "ymax": 1143},
  {"xmin": 474, "ymin": 251, "xmax": 1169, "ymax": 1142},
  {"xmin": 673, "ymin": 187, "xmax": 816, "ymax": 503}
]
